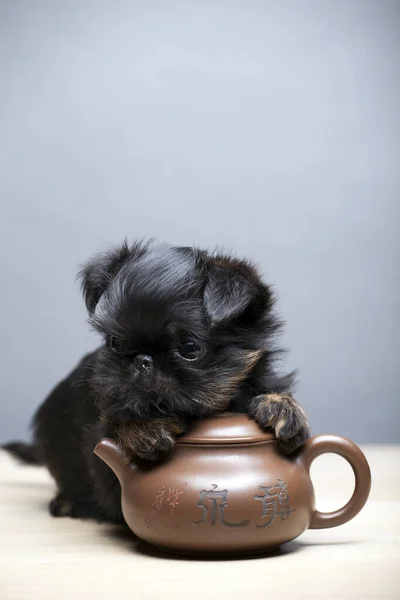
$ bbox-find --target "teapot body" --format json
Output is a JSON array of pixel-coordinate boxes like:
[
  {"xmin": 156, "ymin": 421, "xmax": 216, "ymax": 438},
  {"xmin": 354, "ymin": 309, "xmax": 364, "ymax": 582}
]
[
  {"xmin": 121, "ymin": 439, "xmax": 314, "ymax": 555},
  {"xmin": 95, "ymin": 413, "xmax": 371, "ymax": 557}
]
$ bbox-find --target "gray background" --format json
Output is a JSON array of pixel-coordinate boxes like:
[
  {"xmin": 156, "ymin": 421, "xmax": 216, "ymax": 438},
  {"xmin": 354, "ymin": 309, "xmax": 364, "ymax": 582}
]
[{"xmin": 0, "ymin": 0, "xmax": 398, "ymax": 443}]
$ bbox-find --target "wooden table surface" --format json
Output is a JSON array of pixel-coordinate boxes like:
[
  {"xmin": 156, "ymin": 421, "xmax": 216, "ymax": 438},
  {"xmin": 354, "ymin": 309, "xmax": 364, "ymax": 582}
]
[{"xmin": 0, "ymin": 445, "xmax": 399, "ymax": 600}]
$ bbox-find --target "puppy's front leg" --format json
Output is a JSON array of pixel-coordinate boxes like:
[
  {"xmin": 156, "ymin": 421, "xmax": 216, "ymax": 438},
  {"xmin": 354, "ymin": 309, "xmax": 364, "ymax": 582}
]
[
  {"xmin": 115, "ymin": 416, "xmax": 187, "ymax": 463},
  {"xmin": 249, "ymin": 393, "xmax": 310, "ymax": 454}
]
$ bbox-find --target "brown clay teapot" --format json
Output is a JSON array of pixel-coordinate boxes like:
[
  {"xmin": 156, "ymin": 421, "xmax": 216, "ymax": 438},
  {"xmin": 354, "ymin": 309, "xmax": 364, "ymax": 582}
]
[{"xmin": 94, "ymin": 413, "xmax": 371, "ymax": 556}]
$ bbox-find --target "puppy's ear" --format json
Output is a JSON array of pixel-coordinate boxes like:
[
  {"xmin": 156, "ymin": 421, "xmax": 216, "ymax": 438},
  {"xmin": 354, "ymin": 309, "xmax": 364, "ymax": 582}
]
[
  {"xmin": 203, "ymin": 258, "xmax": 271, "ymax": 326},
  {"xmin": 78, "ymin": 241, "xmax": 148, "ymax": 313}
]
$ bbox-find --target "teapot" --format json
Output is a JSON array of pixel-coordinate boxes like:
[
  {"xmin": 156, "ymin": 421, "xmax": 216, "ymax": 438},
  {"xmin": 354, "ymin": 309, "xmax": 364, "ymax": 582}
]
[{"xmin": 94, "ymin": 413, "xmax": 371, "ymax": 556}]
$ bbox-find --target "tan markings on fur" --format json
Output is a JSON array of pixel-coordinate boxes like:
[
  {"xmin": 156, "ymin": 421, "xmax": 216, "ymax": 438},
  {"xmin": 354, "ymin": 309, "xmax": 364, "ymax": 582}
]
[
  {"xmin": 206, "ymin": 349, "xmax": 264, "ymax": 412},
  {"xmin": 295, "ymin": 402, "xmax": 308, "ymax": 424},
  {"xmin": 243, "ymin": 349, "xmax": 264, "ymax": 371},
  {"xmin": 115, "ymin": 416, "xmax": 185, "ymax": 456},
  {"xmin": 262, "ymin": 392, "xmax": 286, "ymax": 404},
  {"xmin": 98, "ymin": 412, "xmax": 107, "ymax": 424},
  {"xmin": 274, "ymin": 417, "xmax": 288, "ymax": 437},
  {"xmin": 255, "ymin": 392, "xmax": 309, "ymax": 432}
]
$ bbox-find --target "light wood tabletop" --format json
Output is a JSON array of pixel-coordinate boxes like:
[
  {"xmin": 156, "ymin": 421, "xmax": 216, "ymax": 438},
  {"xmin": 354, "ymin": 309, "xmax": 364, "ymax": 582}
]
[{"xmin": 0, "ymin": 445, "xmax": 399, "ymax": 600}]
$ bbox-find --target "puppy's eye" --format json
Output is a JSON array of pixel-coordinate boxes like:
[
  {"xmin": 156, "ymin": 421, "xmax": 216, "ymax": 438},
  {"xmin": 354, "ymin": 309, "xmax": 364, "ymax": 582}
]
[
  {"xmin": 175, "ymin": 340, "xmax": 202, "ymax": 361},
  {"xmin": 106, "ymin": 336, "xmax": 136, "ymax": 358},
  {"xmin": 107, "ymin": 336, "xmax": 123, "ymax": 354}
]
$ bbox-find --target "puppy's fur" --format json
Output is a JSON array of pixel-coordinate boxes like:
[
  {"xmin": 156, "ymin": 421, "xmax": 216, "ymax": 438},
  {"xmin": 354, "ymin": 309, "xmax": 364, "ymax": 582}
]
[{"xmin": 3, "ymin": 241, "xmax": 310, "ymax": 524}]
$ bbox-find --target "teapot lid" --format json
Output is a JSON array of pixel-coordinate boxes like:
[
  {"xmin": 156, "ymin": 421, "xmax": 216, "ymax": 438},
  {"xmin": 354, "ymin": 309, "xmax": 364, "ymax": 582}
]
[{"xmin": 178, "ymin": 412, "xmax": 275, "ymax": 445}]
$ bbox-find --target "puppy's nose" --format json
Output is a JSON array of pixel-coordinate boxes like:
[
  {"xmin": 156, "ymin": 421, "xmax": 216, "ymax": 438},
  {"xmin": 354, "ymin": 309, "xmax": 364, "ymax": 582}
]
[{"xmin": 135, "ymin": 354, "xmax": 153, "ymax": 371}]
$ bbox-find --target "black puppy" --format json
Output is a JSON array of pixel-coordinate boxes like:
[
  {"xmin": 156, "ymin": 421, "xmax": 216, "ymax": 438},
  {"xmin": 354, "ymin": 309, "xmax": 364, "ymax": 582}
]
[{"xmin": 3, "ymin": 241, "xmax": 310, "ymax": 524}]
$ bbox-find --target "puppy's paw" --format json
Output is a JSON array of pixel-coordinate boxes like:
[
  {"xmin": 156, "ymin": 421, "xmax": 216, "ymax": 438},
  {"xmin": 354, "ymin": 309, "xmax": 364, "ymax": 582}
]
[
  {"xmin": 116, "ymin": 416, "xmax": 187, "ymax": 463},
  {"xmin": 49, "ymin": 494, "xmax": 106, "ymax": 521},
  {"xmin": 129, "ymin": 427, "xmax": 175, "ymax": 463},
  {"xmin": 251, "ymin": 393, "xmax": 310, "ymax": 454},
  {"xmin": 49, "ymin": 493, "xmax": 75, "ymax": 517}
]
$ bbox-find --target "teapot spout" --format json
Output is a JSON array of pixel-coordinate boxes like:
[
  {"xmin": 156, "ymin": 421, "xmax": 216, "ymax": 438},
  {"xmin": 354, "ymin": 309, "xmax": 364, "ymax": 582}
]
[{"xmin": 94, "ymin": 438, "xmax": 133, "ymax": 485}]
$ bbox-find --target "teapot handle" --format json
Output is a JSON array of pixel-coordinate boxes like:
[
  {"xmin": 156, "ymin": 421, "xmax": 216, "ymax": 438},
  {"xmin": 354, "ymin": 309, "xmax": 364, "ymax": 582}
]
[{"xmin": 298, "ymin": 434, "xmax": 371, "ymax": 529}]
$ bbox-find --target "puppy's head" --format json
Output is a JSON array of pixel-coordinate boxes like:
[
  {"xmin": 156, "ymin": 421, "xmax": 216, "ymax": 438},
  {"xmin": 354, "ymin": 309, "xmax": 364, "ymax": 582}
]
[{"xmin": 79, "ymin": 241, "xmax": 279, "ymax": 423}]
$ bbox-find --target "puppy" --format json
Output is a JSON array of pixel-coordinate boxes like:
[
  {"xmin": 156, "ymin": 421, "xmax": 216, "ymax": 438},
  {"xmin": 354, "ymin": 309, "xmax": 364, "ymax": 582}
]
[{"xmin": 3, "ymin": 241, "xmax": 310, "ymax": 524}]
